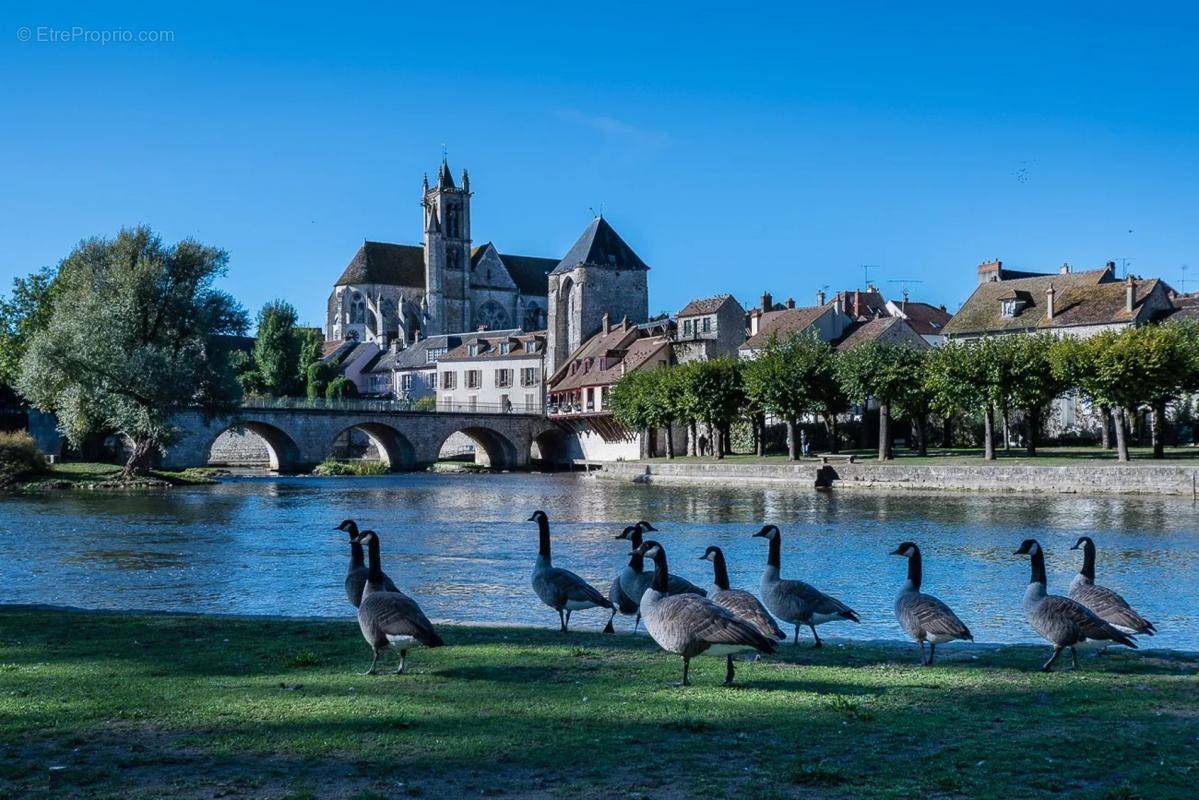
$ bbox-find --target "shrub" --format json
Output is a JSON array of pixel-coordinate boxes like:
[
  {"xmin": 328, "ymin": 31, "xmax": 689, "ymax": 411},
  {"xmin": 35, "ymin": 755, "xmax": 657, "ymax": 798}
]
[
  {"xmin": 325, "ymin": 376, "xmax": 358, "ymax": 401},
  {"xmin": 0, "ymin": 430, "xmax": 47, "ymax": 487},
  {"xmin": 312, "ymin": 459, "xmax": 388, "ymax": 476}
]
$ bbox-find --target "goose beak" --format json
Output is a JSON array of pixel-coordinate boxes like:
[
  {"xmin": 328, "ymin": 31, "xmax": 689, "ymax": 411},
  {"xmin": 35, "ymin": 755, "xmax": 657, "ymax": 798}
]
[
  {"xmin": 1069, "ymin": 540, "xmax": 1082, "ymax": 550},
  {"xmin": 889, "ymin": 547, "xmax": 903, "ymax": 556},
  {"xmin": 642, "ymin": 523, "xmax": 658, "ymax": 532}
]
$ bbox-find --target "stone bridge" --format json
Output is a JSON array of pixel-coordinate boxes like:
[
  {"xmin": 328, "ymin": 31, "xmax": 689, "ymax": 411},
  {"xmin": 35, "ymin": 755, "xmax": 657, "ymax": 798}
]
[{"xmin": 161, "ymin": 406, "xmax": 568, "ymax": 472}]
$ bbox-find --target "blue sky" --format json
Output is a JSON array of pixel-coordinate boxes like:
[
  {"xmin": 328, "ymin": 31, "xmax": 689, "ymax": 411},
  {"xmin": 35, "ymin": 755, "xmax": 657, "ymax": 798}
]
[{"xmin": 2, "ymin": 2, "xmax": 1197, "ymax": 327}]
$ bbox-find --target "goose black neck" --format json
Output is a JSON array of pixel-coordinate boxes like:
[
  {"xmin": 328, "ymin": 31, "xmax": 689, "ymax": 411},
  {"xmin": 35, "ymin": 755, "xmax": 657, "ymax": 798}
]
[
  {"xmin": 628, "ymin": 550, "xmax": 644, "ymax": 572},
  {"xmin": 349, "ymin": 539, "xmax": 365, "ymax": 569},
  {"xmin": 767, "ymin": 534, "xmax": 781, "ymax": 569},
  {"xmin": 366, "ymin": 537, "xmax": 384, "ymax": 583},
  {"xmin": 1029, "ymin": 548, "xmax": 1047, "ymax": 585},
  {"xmin": 1080, "ymin": 540, "xmax": 1095, "ymax": 580},
  {"xmin": 536, "ymin": 517, "xmax": 551, "ymax": 560},
  {"xmin": 651, "ymin": 550, "xmax": 670, "ymax": 592},
  {"xmin": 907, "ymin": 548, "xmax": 922, "ymax": 591},
  {"xmin": 711, "ymin": 550, "xmax": 730, "ymax": 590}
]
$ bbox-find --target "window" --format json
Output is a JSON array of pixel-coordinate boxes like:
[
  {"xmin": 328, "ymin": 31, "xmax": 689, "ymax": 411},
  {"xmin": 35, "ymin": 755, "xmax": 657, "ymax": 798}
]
[
  {"xmin": 702, "ymin": 316, "xmax": 711, "ymax": 333},
  {"xmin": 500, "ymin": 394, "xmax": 511, "ymax": 412},
  {"xmin": 495, "ymin": 368, "xmax": 513, "ymax": 388},
  {"xmin": 1001, "ymin": 299, "xmax": 1024, "ymax": 318},
  {"xmin": 441, "ymin": 371, "xmax": 456, "ymax": 390},
  {"xmin": 521, "ymin": 367, "xmax": 539, "ymax": 387},
  {"xmin": 525, "ymin": 393, "xmax": 536, "ymax": 412},
  {"xmin": 466, "ymin": 370, "xmax": 481, "ymax": 389},
  {"xmin": 425, "ymin": 347, "xmax": 446, "ymax": 364},
  {"xmin": 500, "ymin": 341, "xmax": 512, "ymax": 354},
  {"xmin": 468, "ymin": 342, "xmax": 483, "ymax": 357},
  {"xmin": 401, "ymin": 373, "xmax": 412, "ymax": 391},
  {"xmin": 683, "ymin": 319, "xmax": 693, "ymax": 335},
  {"xmin": 468, "ymin": 395, "xmax": 477, "ymax": 412}
]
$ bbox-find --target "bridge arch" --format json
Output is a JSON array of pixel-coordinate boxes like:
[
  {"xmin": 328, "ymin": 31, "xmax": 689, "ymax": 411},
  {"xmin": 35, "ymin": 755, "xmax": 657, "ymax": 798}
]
[
  {"xmin": 205, "ymin": 421, "xmax": 302, "ymax": 472},
  {"xmin": 330, "ymin": 422, "xmax": 416, "ymax": 471},
  {"xmin": 530, "ymin": 427, "xmax": 570, "ymax": 468},
  {"xmin": 436, "ymin": 425, "xmax": 520, "ymax": 470}
]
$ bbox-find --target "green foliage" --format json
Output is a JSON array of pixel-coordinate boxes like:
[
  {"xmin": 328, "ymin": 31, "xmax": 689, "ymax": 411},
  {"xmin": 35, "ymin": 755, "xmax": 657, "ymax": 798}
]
[
  {"xmin": 609, "ymin": 369, "xmax": 660, "ymax": 433},
  {"xmin": 924, "ymin": 340, "xmax": 991, "ymax": 417},
  {"xmin": 0, "ymin": 430, "xmax": 47, "ymax": 487},
  {"xmin": 325, "ymin": 376, "xmax": 359, "ymax": 400},
  {"xmin": 16, "ymin": 226, "xmax": 248, "ymax": 475},
  {"xmin": 296, "ymin": 327, "xmax": 324, "ymax": 379},
  {"xmin": 306, "ymin": 360, "xmax": 340, "ymax": 400},
  {"xmin": 742, "ymin": 332, "xmax": 835, "ymax": 423},
  {"xmin": 689, "ymin": 357, "xmax": 745, "ymax": 428},
  {"xmin": 252, "ymin": 300, "xmax": 302, "ymax": 396},
  {"xmin": 312, "ymin": 458, "xmax": 388, "ymax": 476},
  {"xmin": 0, "ymin": 266, "xmax": 60, "ymax": 394},
  {"xmin": 836, "ymin": 341, "xmax": 921, "ymax": 409}
]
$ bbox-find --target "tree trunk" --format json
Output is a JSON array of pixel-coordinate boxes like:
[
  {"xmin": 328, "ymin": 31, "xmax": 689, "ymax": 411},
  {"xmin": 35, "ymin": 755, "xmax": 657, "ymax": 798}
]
[
  {"xmin": 914, "ymin": 413, "xmax": 928, "ymax": 456},
  {"xmin": 721, "ymin": 423, "xmax": 732, "ymax": 455},
  {"xmin": 1113, "ymin": 407, "xmax": 1129, "ymax": 462},
  {"xmin": 858, "ymin": 409, "xmax": 869, "ymax": 449},
  {"xmin": 688, "ymin": 421, "xmax": 697, "ymax": 457},
  {"xmin": 941, "ymin": 415, "xmax": 952, "ymax": 448},
  {"xmin": 645, "ymin": 429, "xmax": 656, "ymax": 459},
  {"xmin": 123, "ymin": 436, "xmax": 156, "ymax": 478},
  {"xmin": 1151, "ymin": 400, "xmax": 1166, "ymax": 459},
  {"xmin": 754, "ymin": 412, "xmax": 765, "ymax": 457},
  {"xmin": 878, "ymin": 403, "xmax": 891, "ymax": 461},
  {"xmin": 823, "ymin": 412, "xmax": 839, "ymax": 454},
  {"xmin": 785, "ymin": 419, "xmax": 798, "ymax": 461},
  {"xmin": 1099, "ymin": 404, "xmax": 1111, "ymax": 449},
  {"xmin": 1025, "ymin": 407, "xmax": 1039, "ymax": 457},
  {"xmin": 712, "ymin": 424, "xmax": 724, "ymax": 460},
  {"xmin": 983, "ymin": 406, "xmax": 996, "ymax": 461},
  {"xmin": 665, "ymin": 423, "xmax": 675, "ymax": 459},
  {"xmin": 1002, "ymin": 407, "xmax": 1011, "ymax": 451}
]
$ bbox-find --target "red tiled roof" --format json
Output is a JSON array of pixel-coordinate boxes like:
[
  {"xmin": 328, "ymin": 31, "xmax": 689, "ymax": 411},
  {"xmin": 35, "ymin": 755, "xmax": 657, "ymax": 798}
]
[{"xmin": 741, "ymin": 305, "xmax": 832, "ymax": 350}]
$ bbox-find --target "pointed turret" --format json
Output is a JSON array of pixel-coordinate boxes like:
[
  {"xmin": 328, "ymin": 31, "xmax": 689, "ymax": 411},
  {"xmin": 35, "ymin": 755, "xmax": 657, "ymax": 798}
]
[
  {"xmin": 462, "ymin": 168, "xmax": 470, "ymax": 193},
  {"xmin": 438, "ymin": 158, "xmax": 456, "ymax": 189}
]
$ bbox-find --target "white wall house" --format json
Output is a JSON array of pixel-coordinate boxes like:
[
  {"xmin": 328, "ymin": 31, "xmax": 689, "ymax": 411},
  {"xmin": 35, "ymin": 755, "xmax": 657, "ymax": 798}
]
[{"xmin": 436, "ymin": 331, "xmax": 546, "ymax": 413}]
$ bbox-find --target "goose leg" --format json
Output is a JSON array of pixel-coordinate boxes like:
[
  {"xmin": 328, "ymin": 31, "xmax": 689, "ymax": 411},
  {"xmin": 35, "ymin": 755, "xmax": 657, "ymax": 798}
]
[
  {"xmin": 793, "ymin": 625, "xmax": 800, "ymax": 646},
  {"xmin": 565, "ymin": 609, "xmax": 573, "ymax": 631},
  {"xmin": 918, "ymin": 640, "xmax": 927, "ymax": 665},
  {"xmin": 363, "ymin": 648, "xmax": 380, "ymax": 676},
  {"xmin": 1041, "ymin": 646, "xmax": 1063, "ymax": 672},
  {"xmin": 633, "ymin": 613, "xmax": 641, "ymax": 635},
  {"xmin": 1069, "ymin": 647, "xmax": 1079, "ymax": 670},
  {"xmin": 927, "ymin": 643, "xmax": 936, "ymax": 666},
  {"xmin": 602, "ymin": 610, "xmax": 616, "ymax": 634},
  {"xmin": 681, "ymin": 656, "xmax": 691, "ymax": 687},
  {"xmin": 809, "ymin": 624, "xmax": 823, "ymax": 649},
  {"xmin": 723, "ymin": 655, "xmax": 736, "ymax": 686},
  {"xmin": 395, "ymin": 649, "xmax": 407, "ymax": 675},
  {"xmin": 558, "ymin": 609, "xmax": 566, "ymax": 632}
]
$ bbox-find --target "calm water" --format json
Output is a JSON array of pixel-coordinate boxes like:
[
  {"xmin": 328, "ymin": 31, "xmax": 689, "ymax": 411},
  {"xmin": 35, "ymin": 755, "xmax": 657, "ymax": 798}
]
[{"xmin": 2, "ymin": 473, "xmax": 1197, "ymax": 650}]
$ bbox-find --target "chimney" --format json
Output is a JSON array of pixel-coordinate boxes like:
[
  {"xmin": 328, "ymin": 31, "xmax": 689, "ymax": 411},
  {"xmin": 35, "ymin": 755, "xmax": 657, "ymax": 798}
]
[
  {"xmin": 1046, "ymin": 283, "xmax": 1056, "ymax": 321},
  {"xmin": 377, "ymin": 333, "xmax": 389, "ymax": 350},
  {"xmin": 853, "ymin": 290, "xmax": 862, "ymax": 318},
  {"xmin": 1106, "ymin": 260, "xmax": 1116, "ymax": 276},
  {"xmin": 833, "ymin": 292, "xmax": 844, "ymax": 315},
  {"xmin": 761, "ymin": 291, "xmax": 773, "ymax": 312},
  {"xmin": 602, "ymin": 312, "xmax": 610, "ymax": 334},
  {"xmin": 977, "ymin": 259, "xmax": 1003, "ymax": 285},
  {"xmin": 901, "ymin": 289, "xmax": 909, "ymax": 313},
  {"xmin": 749, "ymin": 309, "xmax": 761, "ymax": 336},
  {"xmin": 816, "ymin": 289, "xmax": 826, "ymax": 306},
  {"xmin": 785, "ymin": 298, "xmax": 795, "ymax": 309},
  {"xmin": 1059, "ymin": 263, "xmax": 1071, "ymax": 275},
  {"xmin": 1126, "ymin": 275, "xmax": 1136, "ymax": 312}
]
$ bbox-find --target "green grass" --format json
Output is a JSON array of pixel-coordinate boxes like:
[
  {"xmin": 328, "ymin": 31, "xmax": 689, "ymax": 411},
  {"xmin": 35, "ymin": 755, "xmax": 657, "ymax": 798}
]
[
  {"xmin": 647, "ymin": 444, "xmax": 1199, "ymax": 467},
  {"xmin": 7, "ymin": 461, "xmax": 218, "ymax": 491},
  {"xmin": 1, "ymin": 609, "xmax": 1195, "ymax": 799},
  {"xmin": 312, "ymin": 459, "xmax": 391, "ymax": 477}
]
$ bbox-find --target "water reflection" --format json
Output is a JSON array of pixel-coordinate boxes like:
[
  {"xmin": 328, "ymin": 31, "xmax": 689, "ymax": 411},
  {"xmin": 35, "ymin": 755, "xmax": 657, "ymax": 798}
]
[{"xmin": 1, "ymin": 473, "xmax": 1196, "ymax": 650}]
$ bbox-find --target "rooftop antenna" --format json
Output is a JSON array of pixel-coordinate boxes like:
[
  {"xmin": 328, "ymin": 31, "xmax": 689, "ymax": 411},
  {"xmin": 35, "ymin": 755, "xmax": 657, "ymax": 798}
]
[
  {"xmin": 1181, "ymin": 263, "xmax": 1190, "ymax": 295},
  {"xmin": 588, "ymin": 203, "xmax": 604, "ymax": 219},
  {"xmin": 1114, "ymin": 257, "xmax": 1133, "ymax": 278},
  {"xmin": 888, "ymin": 278, "xmax": 923, "ymax": 304},
  {"xmin": 861, "ymin": 264, "xmax": 880, "ymax": 287}
]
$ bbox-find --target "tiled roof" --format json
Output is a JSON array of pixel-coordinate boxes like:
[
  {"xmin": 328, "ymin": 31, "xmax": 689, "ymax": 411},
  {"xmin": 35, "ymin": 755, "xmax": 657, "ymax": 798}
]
[
  {"xmin": 895, "ymin": 301, "xmax": 952, "ymax": 335},
  {"xmin": 551, "ymin": 217, "xmax": 649, "ymax": 275},
  {"xmin": 335, "ymin": 242, "xmax": 426, "ymax": 288},
  {"xmin": 496, "ymin": 253, "xmax": 558, "ymax": 296},
  {"xmin": 835, "ymin": 289, "xmax": 889, "ymax": 320},
  {"xmin": 678, "ymin": 294, "xmax": 736, "ymax": 317},
  {"xmin": 836, "ymin": 317, "xmax": 930, "ymax": 351},
  {"xmin": 440, "ymin": 331, "xmax": 547, "ymax": 361},
  {"xmin": 550, "ymin": 335, "xmax": 670, "ymax": 392},
  {"xmin": 942, "ymin": 268, "xmax": 1160, "ymax": 335},
  {"xmin": 392, "ymin": 334, "xmax": 464, "ymax": 371},
  {"xmin": 741, "ymin": 305, "xmax": 832, "ymax": 350},
  {"xmin": 1169, "ymin": 294, "xmax": 1199, "ymax": 321}
]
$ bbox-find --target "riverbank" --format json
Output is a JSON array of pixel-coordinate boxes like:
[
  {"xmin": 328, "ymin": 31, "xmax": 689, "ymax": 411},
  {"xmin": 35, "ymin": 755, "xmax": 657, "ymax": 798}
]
[
  {"xmin": 1, "ymin": 607, "xmax": 1195, "ymax": 799},
  {"xmin": 4, "ymin": 461, "xmax": 218, "ymax": 492},
  {"xmin": 598, "ymin": 457, "xmax": 1199, "ymax": 495}
]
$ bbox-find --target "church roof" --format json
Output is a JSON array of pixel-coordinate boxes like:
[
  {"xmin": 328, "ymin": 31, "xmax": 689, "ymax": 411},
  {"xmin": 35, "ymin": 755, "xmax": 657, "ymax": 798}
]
[
  {"xmin": 335, "ymin": 242, "xmax": 426, "ymax": 288},
  {"xmin": 551, "ymin": 217, "xmax": 649, "ymax": 275},
  {"xmin": 438, "ymin": 158, "xmax": 456, "ymax": 189},
  {"xmin": 499, "ymin": 253, "xmax": 558, "ymax": 296}
]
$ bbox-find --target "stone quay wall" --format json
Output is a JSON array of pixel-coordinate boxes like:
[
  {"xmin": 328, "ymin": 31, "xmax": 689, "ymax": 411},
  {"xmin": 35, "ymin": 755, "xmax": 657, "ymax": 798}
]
[{"xmin": 596, "ymin": 459, "xmax": 1199, "ymax": 496}]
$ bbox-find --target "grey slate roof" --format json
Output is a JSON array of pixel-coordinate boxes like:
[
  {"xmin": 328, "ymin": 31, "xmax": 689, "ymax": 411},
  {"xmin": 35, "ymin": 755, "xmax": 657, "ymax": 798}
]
[
  {"xmin": 678, "ymin": 294, "xmax": 736, "ymax": 317},
  {"xmin": 335, "ymin": 242, "xmax": 425, "ymax": 288},
  {"xmin": 551, "ymin": 217, "xmax": 649, "ymax": 275}
]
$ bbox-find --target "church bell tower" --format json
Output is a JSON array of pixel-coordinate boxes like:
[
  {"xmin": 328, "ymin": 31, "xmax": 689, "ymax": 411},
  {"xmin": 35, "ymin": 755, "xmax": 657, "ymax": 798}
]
[{"xmin": 422, "ymin": 158, "xmax": 473, "ymax": 335}]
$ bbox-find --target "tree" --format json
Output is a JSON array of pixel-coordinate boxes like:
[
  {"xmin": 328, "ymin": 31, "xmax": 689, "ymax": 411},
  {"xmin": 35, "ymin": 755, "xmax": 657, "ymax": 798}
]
[
  {"xmin": 296, "ymin": 327, "xmax": 324, "ymax": 387},
  {"xmin": 17, "ymin": 226, "xmax": 248, "ymax": 476},
  {"xmin": 610, "ymin": 370, "xmax": 660, "ymax": 456},
  {"xmin": 837, "ymin": 341, "xmax": 923, "ymax": 461},
  {"xmin": 0, "ymin": 266, "xmax": 60, "ymax": 398},
  {"xmin": 892, "ymin": 348, "xmax": 932, "ymax": 456},
  {"xmin": 1050, "ymin": 336, "xmax": 1111, "ymax": 450},
  {"xmin": 1002, "ymin": 334, "xmax": 1069, "ymax": 456},
  {"xmin": 742, "ymin": 332, "xmax": 833, "ymax": 460},
  {"xmin": 325, "ymin": 375, "xmax": 359, "ymax": 400},
  {"xmin": 252, "ymin": 300, "xmax": 302, "ymax": 396},
  {"xmin": 689, "ymin": 358, "xmax": 745, "ymax": 459},
  {"xmin": 306, "ymin": 360, "xmax": 340, "ymax": 400}
]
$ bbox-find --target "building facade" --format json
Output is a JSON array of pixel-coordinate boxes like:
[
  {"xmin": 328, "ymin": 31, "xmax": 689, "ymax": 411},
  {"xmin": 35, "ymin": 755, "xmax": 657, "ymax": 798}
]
[
  {"xmin": 673, "ymin": 294, "xmax": 747, "ymax": 362},
  {"xmin": 436, "ymin": 331, "xmax": 547, "ymax": 414}
]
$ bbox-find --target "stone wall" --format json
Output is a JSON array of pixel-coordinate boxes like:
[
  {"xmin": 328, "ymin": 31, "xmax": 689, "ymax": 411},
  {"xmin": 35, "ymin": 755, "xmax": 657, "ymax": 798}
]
[
  {"xmin": 208, "ymin": 428, "xmax": 272, "ymax": 466},
  {"xmin": 597, "ymin": 459, "xmax": 1199, "ymax": 496}
]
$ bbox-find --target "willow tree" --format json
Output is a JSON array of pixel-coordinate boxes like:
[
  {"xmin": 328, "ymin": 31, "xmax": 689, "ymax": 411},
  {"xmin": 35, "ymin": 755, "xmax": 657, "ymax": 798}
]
[{"xmin": 18, "ymin": 226, "xmax": 248, "ymax": 476}]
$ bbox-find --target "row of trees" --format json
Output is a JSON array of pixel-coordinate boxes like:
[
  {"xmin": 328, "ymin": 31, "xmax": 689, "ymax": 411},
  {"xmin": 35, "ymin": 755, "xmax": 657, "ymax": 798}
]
[
  {"xmin": 610, "ymin": 321, "xmax": 1199, "ymax": 463},
  {"xmin": 0, "ymin": 227, "xmax": 336, "ymax": 476}
]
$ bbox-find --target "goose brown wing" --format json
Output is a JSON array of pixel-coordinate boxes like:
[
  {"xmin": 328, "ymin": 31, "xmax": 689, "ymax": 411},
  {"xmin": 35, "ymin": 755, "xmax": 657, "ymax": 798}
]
[
  {"xmin": 609, "ymin": 576, "xmax": 639, "ymax": 614},
  {"xmin": 548, "ymin": 567, "xmax": 613, "ymax": 609},
  {"xmin": 665, "ymin": 575, "xmax": 707, "ymax": 597},
  {"xmin": 1071, "ymin": 583, "xmax": 1155, "ymax": 634},
  {"xmin": 909, "ymin": 592, "xmax": 972, "ymax": 639},
  {"xmin": 713, "ymin": 589, "xmax": 786, "ymax": 639},
  {"xmin": 1040, "ymin": 595, "xmax": 1137, "ymax": 648},
  {"xmin": 660, "ymin": 595, "xmax": 778, "ymax": 653},
  {"xmin": 364, "ymin": 590, "xmax": 444, "ymax": 647}
]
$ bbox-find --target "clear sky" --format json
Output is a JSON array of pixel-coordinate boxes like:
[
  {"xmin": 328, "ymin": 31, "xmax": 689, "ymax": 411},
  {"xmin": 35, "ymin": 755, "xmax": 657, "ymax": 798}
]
[{"xmin": 2, "ymin": 2, "xmax": 1196, "ymax": 328}]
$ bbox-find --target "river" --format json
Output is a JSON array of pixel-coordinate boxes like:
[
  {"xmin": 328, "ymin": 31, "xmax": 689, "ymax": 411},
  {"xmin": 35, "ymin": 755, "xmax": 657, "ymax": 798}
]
[{"xmin": 2, "ymin": 473, "xmax": 1196, "ymax": 650}]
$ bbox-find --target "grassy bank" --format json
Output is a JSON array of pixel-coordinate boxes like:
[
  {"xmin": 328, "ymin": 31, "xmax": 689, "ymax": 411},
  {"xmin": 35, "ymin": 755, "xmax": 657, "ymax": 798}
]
[
  {"xmin": 1, "ymin": 609, "xmax": 1195, "ymax": 799},
  {"xmin": 6, "ymin": 461, "xmax": 217, "ymax": 491},
  {"xmin": 645, "ymin": 445, "xmax": 1199, "ymax": 467}
]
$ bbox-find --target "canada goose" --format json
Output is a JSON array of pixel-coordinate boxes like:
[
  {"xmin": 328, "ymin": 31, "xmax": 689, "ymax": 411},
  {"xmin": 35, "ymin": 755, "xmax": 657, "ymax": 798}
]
[
  {"xmin": 889, "ymin": 542, "xmax": 972, "ymax": 665},
  {"xmin": 616, "ymin": 523, "xmax": 706, "ymax": 633},
  {"xmin": 337, "ymin": 519, "xmax": 397, "ymax": 607},
  {"xmin": 1068, "ymin": 536, "xmax": 1156, "ymax": 636},
  {"xmin": 633, "ymin": 540, "xmax": 778, "ymax": 685},
  {"xmin": 353, "ymin": 530, "xmax": 444, "ymax": 674},
  {"xmin": 700, "ymin": 546, "xmax": 785, "ymax": 641},
  {"xmin": 754, "ymin": 525, "xmax": 859, "ymax": 647},
  {"xmin": 528, "ymin": 511, "xmax": 613, "ymax": 632},
  {"xmin": 1014, "ymin": 539, "xmax": 1137, "ymax": 671},
  {"xmin": 603, "ymin": 521, "xmax": 657, "ymax": 634}
]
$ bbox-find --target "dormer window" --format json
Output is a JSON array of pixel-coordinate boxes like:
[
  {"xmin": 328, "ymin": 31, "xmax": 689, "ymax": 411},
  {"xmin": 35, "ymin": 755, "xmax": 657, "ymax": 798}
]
[
  {"xmin": 500, "ymin": 341, "xmax": 512, "ymax": 355},
  {"xmin": 468, "ymin": 342, "xmax": 484, "ymax": 357},
  {"xmin": 998, "ymin": 292, "xmax": 1027, "ymax": 318}
]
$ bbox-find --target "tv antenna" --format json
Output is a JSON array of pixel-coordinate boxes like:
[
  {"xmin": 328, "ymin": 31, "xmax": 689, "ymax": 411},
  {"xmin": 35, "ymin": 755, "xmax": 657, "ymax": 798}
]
[
  {"xmin": 888, "ymin": 278, "xmax": 924, "ymax": 301},
  {"xmin": 1181, "ymin": 263, "xmax": 1190, "ymax": 295},
  {"xmin": 1114, "ymin": 257, "xmax": 1133, "ymax": 278},
  {"xmin": 588, "ymin": 203, "xmax": 604, "ymax": 219},
  {"xmin": 861, "ymin": 264, "xmax": 881, "ymax": 287}
]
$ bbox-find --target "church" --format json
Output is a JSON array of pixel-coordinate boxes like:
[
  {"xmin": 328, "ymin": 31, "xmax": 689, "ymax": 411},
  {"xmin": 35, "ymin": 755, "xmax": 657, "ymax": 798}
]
[{"xmin": 325, "ymin": 159, "xmax": 559, "ymax": 344}]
